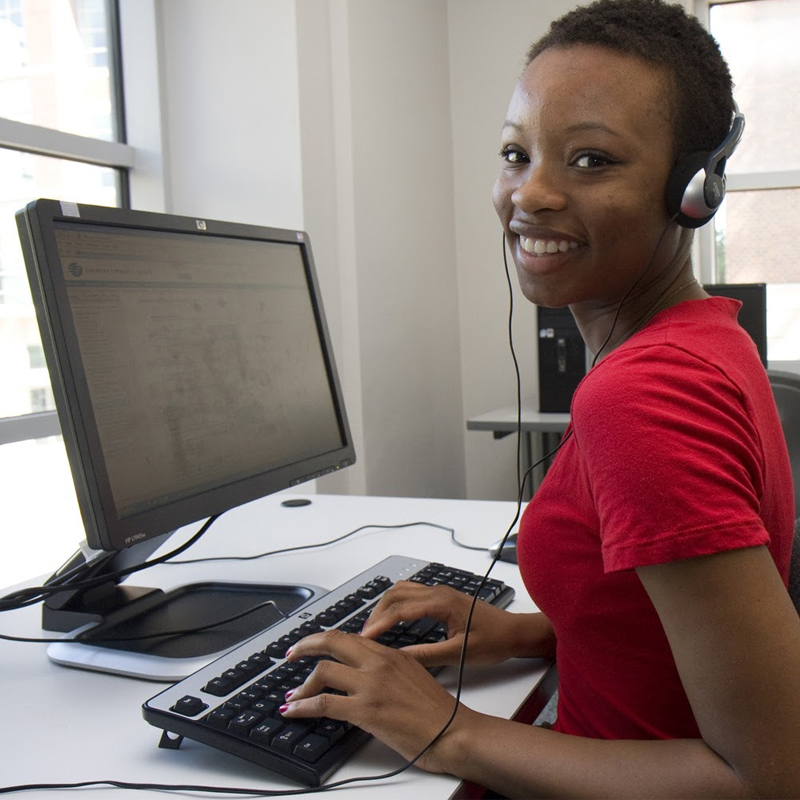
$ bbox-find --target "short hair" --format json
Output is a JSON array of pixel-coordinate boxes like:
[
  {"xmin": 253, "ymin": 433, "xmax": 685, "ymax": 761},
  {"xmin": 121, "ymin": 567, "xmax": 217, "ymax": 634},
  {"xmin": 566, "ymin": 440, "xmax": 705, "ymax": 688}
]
[{"xmin": 525, "ymin": 0, "xmax": 734, "ymax": 164}]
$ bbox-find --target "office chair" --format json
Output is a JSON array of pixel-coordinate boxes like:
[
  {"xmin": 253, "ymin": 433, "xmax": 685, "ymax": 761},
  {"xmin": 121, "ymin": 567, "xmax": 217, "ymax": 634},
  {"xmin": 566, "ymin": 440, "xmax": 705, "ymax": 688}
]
[
  {"xmin": 791, "ymin": 519, "xmax": 800, "ymax": 616},
  {"xmin": 767, "ymin": 370, "xmax": 800, "ymax": 614}
]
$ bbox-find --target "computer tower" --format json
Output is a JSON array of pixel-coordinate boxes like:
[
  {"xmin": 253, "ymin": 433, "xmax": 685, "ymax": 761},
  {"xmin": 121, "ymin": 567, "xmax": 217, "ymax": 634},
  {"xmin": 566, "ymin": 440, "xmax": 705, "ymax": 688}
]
[
  {"xmin": 703, "ymin": 283, "xmax": 768, "ymax": 367},
  {"xmin": 537, "ymin": 306, "xmax": 587, "ymax": 413}
]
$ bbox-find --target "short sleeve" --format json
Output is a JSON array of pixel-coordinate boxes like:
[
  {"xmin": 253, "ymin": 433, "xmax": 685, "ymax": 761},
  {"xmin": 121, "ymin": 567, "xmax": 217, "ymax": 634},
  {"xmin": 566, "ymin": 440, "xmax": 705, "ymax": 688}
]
[{"xmin": 572, "ymin": 343, "xmax": 769, "ymax": 572}]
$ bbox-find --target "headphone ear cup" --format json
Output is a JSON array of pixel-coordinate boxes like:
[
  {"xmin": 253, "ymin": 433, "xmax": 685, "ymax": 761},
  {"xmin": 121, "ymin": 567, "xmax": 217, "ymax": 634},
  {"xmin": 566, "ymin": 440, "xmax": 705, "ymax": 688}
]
[{"xmin": 666, "ymin": 151, "xmax": 717, "ymax": 229}]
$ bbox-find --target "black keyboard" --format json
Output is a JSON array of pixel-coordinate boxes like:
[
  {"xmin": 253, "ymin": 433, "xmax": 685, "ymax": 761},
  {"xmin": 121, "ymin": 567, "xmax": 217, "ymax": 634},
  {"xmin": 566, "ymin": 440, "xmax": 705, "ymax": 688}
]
[{"xmin": 142, "ymin": 555, "xmax": 514, "ymax": 786}]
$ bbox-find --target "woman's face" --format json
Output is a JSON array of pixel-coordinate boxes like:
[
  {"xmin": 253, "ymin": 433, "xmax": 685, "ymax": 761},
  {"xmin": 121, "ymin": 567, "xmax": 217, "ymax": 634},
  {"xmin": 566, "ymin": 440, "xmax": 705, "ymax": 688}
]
[{"xmin": 492, "ymin": 45, "xmax": 680, "ymax": 310}]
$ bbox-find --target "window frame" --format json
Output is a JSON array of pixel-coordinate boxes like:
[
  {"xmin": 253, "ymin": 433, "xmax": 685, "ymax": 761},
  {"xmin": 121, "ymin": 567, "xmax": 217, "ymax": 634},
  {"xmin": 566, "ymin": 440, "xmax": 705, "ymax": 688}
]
[{"xmin": 0, "ymin": 0, "xmax": 134, "ymax": 447}]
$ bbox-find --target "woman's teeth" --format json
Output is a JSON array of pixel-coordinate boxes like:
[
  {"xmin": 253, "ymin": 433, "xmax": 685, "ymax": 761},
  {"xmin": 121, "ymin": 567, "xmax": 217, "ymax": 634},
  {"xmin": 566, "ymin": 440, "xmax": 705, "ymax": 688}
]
[{"xmin": 520, "ymin": 236, "xmax": 579, "ymax": 255}]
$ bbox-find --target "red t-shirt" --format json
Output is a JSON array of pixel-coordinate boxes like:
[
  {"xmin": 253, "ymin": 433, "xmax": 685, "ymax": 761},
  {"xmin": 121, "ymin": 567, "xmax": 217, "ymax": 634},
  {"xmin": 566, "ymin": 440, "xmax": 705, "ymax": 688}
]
[{"xmin": 518, "ymin": 297, "xmax": 794, "ymax": 740}]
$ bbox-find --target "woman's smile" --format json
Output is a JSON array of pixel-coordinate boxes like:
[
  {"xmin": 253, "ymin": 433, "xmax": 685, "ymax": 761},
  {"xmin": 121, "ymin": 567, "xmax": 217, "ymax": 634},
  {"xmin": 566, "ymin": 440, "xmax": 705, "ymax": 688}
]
[{"xmin": 519, "ymin": 236, "xmax": 580, "ymax": 256}]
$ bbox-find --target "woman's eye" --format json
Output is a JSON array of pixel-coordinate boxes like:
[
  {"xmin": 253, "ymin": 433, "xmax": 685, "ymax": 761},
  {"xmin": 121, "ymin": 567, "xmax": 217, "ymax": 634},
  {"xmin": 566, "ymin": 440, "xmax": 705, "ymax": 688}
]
[
  {"xmin": 500, "ymin": 147, "xmax": 528, "ymax": 165},
  {"xmin": 572, "ymin": 152, "xmax": 613, "ymax": 169}
]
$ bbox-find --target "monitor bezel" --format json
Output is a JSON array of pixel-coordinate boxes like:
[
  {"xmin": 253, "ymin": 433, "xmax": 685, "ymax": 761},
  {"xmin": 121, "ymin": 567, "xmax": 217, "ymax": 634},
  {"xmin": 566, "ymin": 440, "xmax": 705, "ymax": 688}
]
[{"xmin": 17, "ymin": 199, "xmax": 355, "ymax": 553}]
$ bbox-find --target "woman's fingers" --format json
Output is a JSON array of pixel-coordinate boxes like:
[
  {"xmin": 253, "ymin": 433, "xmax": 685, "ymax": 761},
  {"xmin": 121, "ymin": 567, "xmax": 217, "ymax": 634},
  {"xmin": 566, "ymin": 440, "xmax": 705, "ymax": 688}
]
[
  {"xmin": 396, "ymin": 638, "xmax": 465, "ymax": 667},
  {"xmin": 281, "ymin": 628, "xmax": 461, "ymax": 770},
  {"xmin": 286, "ymin": 654, "xmax": 358, "ymax": 702},
  {"xmin": 289, "ymin": 627, "xmax": 384, "ymax": 666},
  {"xmin": 282, "ymin": 630, "xmax": 387, "ymax": 724},
  {"xmin": 361, "ymin": 581, "xmax": 467, "ymax": 639}
]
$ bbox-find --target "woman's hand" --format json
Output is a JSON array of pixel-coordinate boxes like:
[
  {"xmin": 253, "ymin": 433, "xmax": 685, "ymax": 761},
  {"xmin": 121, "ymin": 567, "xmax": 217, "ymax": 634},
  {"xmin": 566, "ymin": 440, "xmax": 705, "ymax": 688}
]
[
  {"xmin": 281, "ymin": 629, "xmax": 471, "ymax": 772},
  {"xmin": 359, "ymin": 579, "xmax": 555, "ymax": 667}
]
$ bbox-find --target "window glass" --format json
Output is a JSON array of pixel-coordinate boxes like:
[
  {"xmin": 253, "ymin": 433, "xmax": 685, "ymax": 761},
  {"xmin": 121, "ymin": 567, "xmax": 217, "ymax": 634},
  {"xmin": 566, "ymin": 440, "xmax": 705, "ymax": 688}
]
[
  {"xmin": 0, "ymin": 436, "xmax": 83, "ymax": 586},
  {"xmin": 0, "ymin": 1, "xmax": 122, "ymax": 588},
  {"xmin": 709, "ymin": 0, "xmax": 800, "ymax": 362},
  {"xmin": 0, "ymin": 0, "xmax": 118, "ymax": 141},
  {"xmin": 0, "ymin": 148, "xmax": 119, "ymax": 420},
  {"xmin": 714, "ymin": 187, "xmax": 800, "ymax": 360},
  {"xmin": 710, "ymin": 0, "xmax": 800, "ymax": 173}
]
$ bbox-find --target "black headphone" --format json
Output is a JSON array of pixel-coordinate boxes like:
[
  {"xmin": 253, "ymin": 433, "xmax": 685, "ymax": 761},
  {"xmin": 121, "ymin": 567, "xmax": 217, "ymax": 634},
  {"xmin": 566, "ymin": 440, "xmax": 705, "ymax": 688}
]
[{"xmin": 665, "ymin": 101, "xmax": 745, "ymax": 229}]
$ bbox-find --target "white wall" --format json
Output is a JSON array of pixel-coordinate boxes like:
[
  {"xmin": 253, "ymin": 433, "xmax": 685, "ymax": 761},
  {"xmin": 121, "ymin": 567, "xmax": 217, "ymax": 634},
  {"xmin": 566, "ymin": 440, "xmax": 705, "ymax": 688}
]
[
  {"xmin": 297, "ymin": 0, "xmax": 466, "ymax": 499},
  {"xmin": 121, "ymin": 0, "xmax": 590, "ymax": 503},
  {"xmin": 153, "ymin": 0, "xmax": 304, "ymax": 230},
  {"xmin": 447, "ymin": 0, "xmax": 579, "ymax": 499}
]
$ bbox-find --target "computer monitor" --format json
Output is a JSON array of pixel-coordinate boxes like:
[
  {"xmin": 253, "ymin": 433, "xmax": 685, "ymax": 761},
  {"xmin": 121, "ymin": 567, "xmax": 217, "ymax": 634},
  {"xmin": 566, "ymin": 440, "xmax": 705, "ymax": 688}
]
[
  {"xmin": 16, "ymin": 199, "xmax": 355, "ymax": 678},
  {"xmin": 703, "ymin": 283, "xmax": 768, "ymax": 367}
]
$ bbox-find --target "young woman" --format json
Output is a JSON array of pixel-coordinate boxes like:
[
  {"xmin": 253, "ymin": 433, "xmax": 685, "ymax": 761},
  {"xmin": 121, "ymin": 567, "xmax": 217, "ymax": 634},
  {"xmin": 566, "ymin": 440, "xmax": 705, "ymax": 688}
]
[{"xmin": 282, "ymin": 1, "xmax": 800, "ymax": 795}]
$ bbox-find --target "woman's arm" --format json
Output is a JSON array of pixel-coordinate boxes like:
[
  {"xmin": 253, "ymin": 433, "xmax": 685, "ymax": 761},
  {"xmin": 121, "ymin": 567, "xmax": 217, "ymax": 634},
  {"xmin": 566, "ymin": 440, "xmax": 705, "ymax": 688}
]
[
  {"xmin": 284, "ymin": 545, "xmax": 800, "ymax": 798},
  {"xmin": 435, "ymin": 545, "xmax": 800, "ymax": 798}
]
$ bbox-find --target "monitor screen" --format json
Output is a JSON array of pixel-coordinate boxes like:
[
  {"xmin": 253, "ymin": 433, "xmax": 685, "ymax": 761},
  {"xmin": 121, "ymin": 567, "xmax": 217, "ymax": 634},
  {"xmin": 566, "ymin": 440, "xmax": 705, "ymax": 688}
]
[
  {"xmin": 703, "ymin": 283, "xmax": 768, "ymax": 367},
  {"xmin": 17, "ymin": 200, "xmax": 355, "ymax": 553}
]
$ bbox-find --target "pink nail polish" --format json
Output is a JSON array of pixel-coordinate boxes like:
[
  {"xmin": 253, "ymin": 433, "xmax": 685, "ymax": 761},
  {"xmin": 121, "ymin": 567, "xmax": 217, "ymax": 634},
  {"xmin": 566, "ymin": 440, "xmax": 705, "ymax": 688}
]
[
  {"xmin": 284, "ymin": 689, "xmax": 295, "ymax": 700},
  {"xmin": 284, "ymin": 647, "xmax": 293, "ymax": 658},
  {"xmin": 279, "ymin": 704, "xmax": 290, "ymax": 715}
]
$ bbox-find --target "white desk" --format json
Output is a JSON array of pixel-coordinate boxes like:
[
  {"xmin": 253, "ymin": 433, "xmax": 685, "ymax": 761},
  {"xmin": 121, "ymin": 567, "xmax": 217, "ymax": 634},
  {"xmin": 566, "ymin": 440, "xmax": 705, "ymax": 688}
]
[
  {"xmin": 467, "ymin": 403, "xmax": 570, "ymax": 439},
  {"xmin": 0, "ymin": 493, "xmax": 552, "ymax": 799},
  {"xmin": 467, "ymin": 403, "xmax": 570, "ymax": 498}
]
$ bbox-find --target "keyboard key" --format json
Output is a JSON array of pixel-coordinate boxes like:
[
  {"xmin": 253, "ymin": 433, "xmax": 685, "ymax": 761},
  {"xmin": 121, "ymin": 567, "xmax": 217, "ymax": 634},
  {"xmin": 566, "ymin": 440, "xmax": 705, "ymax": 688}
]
[
  {"xmin": 251, "ymin": 699, "xmax": 278, "ymax": 715},
  {"xmin": 315, "ymin": 719, "xmax": 347, "ymax": 744},
  {"xmin": 202, "ymin": 677, "xmax": 234, "ymax": 697},
  {"xmin": 204, "ymin": 707, "xmax": 238, "ymax": 730},
  {"xmin": 249, "ymin": 651, "xmax": 275, "ymax": 668},
  {"xmin": 220, "ymin": 668, "xmax": 249, "ymax": 690},
  {"xmin": 313, "ymin": 610, "xmax": 339, "ymax": 627},
  {"xmin": 236, "ymin": 660, "xmax": 262, "ymax": 678},
  {"xmin": 253, "ymin": 676, "xmax": 277, "ymax": 692},
  {"xmin": 273, "ymin": 662, "xmax": 302, "ymax": 679},
  {"xmin": 272, "ymin": 724, "xmax": 311, "ymax": 754},
  {"xmin": 250, "ymin": 717, "xmax": 284, "ymax": 745},
  {"xmin": 339, "ymin": 617, "xmax": 364, "ymax": 633},
  {"xmin": 229, "ymin": 711, "xmax": 264, "ymax": 737},
  {"xmin": 294, "ymin": 734, "xmax": 332, "ymax": 763},
  {"xmin": 265, "ymin": 641, "xmax": 288, "ymax": 658},
  {"xmin": 298, "ymin": 621, "xmax": 324, "ymax": 636},
  {"xmin": 237, "ymin": 687, "xmax": 263, "ymax": 704},
  {"xmin": 407, "ymin": 617, "xmax": 440, "ymax": 637},
  {"xmin": 262, "ymin": 690, "xmax": 287, "ymax": 707},
  {"xmin": 223, "ymin": 697, "xmax": 250, "ymax": 713},
  {"xmin": 170, "ymin": 695, "xmax": 208, "ymax": 716}
]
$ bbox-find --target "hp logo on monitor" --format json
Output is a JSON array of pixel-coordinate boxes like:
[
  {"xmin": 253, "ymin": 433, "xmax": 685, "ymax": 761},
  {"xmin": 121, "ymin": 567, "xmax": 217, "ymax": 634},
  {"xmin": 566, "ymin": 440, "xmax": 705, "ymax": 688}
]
[{"xmin": 195, "ymin": 220, "xmax": 207, "ymax": 231}]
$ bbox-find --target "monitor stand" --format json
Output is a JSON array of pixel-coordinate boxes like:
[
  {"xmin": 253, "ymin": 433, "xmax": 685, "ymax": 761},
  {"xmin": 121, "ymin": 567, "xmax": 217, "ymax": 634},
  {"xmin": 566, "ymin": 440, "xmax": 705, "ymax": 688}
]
[{"xmin": 41, "ymin": 535, "xmax": 323, "ymax": 681}]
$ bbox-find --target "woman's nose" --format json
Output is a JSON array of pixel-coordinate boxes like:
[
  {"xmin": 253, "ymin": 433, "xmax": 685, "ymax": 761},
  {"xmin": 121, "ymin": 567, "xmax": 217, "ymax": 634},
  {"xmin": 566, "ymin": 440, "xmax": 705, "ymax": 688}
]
[{"xmin": 510, "ymin": 163, "xmax": 567, "ymax": 215}]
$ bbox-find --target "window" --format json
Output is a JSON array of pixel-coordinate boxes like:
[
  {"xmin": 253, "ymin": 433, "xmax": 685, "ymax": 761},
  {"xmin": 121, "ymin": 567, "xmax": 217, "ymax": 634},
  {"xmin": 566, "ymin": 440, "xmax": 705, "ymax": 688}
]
[
  {"xmin": 0, "ymin": 0, "xmax": 23, "ymax": 29},
  {"xmin": 26, "ymin": 344, "xmax": 44, "ymax": 368},
  {"xmin": 704, "ymin": 0, "xmax": 800, "ymax": 363},
  {"xmin": 0, "ymin": 0, "xmax": 133, "ymax": 586},
  {"xmin": 29, "ymin": 386, "xmax": 52, "ymax": 412}
]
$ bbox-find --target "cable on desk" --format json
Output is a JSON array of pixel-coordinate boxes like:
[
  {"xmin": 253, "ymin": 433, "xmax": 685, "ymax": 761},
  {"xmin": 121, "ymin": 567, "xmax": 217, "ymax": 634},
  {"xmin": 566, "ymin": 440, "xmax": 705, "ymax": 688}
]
[
  {"xmin": 0, "ymin": 520, "xmax": 488, "ymax": 645},
  {"xmin": 167, "ymin": 520, "xmax": 488, "ymax": 564},
  {"xmin": 0, "ymin": 777, "xmax": 338, "ymax": 796},
  {"xmin": 0, "ymin": 598, "xmax": 286, "ymax": 646},
  {"xmin": 0, "ymin": 514, "xmax": 221, "ymax": 614}
]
